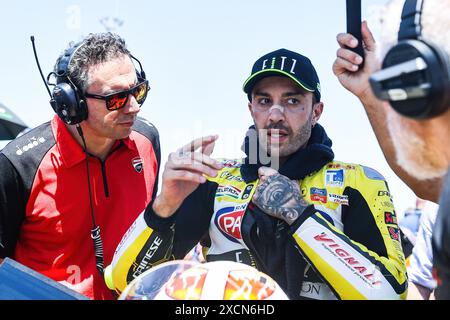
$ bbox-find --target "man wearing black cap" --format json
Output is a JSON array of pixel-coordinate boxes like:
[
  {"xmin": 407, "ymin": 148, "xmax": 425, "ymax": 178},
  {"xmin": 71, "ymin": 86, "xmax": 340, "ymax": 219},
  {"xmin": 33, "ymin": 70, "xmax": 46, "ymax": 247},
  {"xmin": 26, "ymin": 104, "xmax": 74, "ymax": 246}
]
[{"xmin": 106, "ymin": 49, "xmax": 407, "ymax": 300}]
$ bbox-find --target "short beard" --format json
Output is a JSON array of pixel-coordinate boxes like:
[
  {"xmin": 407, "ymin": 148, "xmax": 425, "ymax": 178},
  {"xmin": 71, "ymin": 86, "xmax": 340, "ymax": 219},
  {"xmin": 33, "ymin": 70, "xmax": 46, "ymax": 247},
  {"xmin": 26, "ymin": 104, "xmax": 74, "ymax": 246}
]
[
  {"xmin": 258, "ymin": 111, "xmax": 313, "ymax": 159},
  {"xmin": 387, "ymin": 109, "xmax": 447, "ymax": 180}
]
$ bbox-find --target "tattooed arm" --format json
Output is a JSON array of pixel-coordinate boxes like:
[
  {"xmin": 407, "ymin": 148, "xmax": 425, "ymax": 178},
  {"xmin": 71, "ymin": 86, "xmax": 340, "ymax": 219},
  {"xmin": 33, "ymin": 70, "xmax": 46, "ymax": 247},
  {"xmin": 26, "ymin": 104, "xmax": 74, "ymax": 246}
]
[{"xmin": 252, "ymin": 166, "xmax": 309, "ymax": 225}]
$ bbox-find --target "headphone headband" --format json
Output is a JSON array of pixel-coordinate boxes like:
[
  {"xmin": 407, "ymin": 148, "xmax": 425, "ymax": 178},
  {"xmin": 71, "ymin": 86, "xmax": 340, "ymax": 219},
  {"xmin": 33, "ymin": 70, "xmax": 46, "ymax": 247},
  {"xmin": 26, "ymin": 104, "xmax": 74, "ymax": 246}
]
[
  {"xmin": 56, "ymin": 41, "xmax": 86, "ymax": 82},
  {"xmin": 398, "ymin": 0, "xmax": 424, "ymax": 41}
]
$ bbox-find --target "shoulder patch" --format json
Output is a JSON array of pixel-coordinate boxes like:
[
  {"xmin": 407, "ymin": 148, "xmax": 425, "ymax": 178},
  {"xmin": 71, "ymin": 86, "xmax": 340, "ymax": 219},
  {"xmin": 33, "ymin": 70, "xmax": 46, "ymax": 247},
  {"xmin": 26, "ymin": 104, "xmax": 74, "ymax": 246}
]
[
  {"xmin": 362, "ymin": 166, "xmax": 385, "ymax": 181},
  {"xmin": 325, "ymin": 169, "xmax": 345, "ymax": 187}
]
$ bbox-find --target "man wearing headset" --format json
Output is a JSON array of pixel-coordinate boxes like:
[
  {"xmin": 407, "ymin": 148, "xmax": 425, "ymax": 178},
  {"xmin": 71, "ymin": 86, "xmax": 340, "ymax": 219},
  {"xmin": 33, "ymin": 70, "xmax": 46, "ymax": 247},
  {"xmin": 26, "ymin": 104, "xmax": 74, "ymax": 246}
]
[
  {"xmin": 0, "ymin": 33, "xmax": 160, "ymax": 299},
  {"xmin": 106, "ymin": 48, "xmax": 408, "ymax": 300},
  {"xmin": 333, "ymin": 0, "xmax": 450, "ymax": 299}
]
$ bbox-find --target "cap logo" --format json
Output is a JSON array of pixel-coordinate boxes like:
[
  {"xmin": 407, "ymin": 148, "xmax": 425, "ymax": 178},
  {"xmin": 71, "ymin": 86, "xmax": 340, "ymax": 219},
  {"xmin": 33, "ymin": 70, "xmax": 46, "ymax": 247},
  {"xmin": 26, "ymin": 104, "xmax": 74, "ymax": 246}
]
[{"xmin": 261, "ymin": 56, "xmax": 297, "ymax": 74}]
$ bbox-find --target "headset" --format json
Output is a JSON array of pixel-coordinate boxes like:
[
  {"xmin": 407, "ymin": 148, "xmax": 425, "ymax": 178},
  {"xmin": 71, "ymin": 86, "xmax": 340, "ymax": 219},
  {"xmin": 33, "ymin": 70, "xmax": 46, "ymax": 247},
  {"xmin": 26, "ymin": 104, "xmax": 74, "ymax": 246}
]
[
  {"xmin": 32, "ymin": 37, "xmax": 147, "ymax": 125},
  {"xmin": 369, "ymin": 0, "xmax": 450, "ymax": 120},
  {"xmin": 50, "ymin": 43, "xmax": 89, "ymax": 125}
]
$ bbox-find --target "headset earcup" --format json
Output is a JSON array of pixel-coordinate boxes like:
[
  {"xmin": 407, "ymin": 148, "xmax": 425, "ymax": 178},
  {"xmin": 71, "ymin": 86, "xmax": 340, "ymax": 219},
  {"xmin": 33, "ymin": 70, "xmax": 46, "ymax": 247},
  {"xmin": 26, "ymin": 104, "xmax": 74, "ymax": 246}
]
[
  {"xmin": 52, "ymin": 82, "xmax": 87, "ymax": 125},
  {"xmin": 78, "ymin": 99, "xmax": 88, "ymax": 123},
  {"xmin": 382, "ymin": 40, "xmax": 448, "ymax": 119},
  {"xmin": 426, "ymin": 40, "xmax": 450, "ymax": 116}
]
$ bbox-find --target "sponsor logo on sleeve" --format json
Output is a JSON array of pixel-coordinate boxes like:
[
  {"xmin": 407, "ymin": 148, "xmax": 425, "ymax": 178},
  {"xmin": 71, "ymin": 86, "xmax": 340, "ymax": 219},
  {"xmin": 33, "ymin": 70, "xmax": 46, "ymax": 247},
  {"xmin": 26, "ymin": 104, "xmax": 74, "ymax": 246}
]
[
  {"xmin": 313, "ymin": 232, "xmax": 382, "ymax": 286},
  {"xmin": 384, "ymin": 212, "xmax": 397, "ymax": 225},
  {"xmin": 325, "ymin": 169, "xmax": 344, "ymax": 188},
  {"xmin": 15, "ymin": 137, "xmax": 46, "ymax": 156},
  {"xmin": 310, "ymin": 187, "xmax": 327, "ymax": 203},
  {"xmin": 328, "ymin": 194, "xmax": 349, "ymax": 205},
  {"xmin": 388, "ymin": 226, "xmax": 400, "ymax": 241}
]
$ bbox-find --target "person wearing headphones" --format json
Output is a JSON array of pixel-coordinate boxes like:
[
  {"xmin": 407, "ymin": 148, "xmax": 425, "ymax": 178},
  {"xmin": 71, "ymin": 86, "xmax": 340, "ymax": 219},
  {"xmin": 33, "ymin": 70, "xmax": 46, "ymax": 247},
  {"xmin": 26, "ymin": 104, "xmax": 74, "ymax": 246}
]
[
  {"xmin": 333, "ymin": 0, "xmax": 450, "ymax": 299},
  {"xmin": 106, "ymin": 48, "xmax": 408, "ymax": 300},
  {"xmin": 0, "ymin": 33, "xmax": 160, "ymax": 300}
]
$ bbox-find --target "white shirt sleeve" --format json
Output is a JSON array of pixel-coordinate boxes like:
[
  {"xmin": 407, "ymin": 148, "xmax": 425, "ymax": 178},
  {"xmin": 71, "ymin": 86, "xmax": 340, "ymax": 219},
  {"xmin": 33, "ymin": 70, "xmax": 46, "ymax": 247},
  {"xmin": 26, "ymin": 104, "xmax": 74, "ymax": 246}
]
[{"xmin": 407, "ymin": 207, "xmax": 438, "ymax": 289}]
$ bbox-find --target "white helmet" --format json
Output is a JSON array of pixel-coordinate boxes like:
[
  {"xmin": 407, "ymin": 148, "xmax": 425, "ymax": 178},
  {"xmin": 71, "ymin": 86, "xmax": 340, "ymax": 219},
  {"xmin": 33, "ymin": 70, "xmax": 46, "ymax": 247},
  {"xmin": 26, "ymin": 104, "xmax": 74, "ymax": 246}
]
[{"xmin": 119, "ymin": 260, "xmax": 288, "ymax": 300}]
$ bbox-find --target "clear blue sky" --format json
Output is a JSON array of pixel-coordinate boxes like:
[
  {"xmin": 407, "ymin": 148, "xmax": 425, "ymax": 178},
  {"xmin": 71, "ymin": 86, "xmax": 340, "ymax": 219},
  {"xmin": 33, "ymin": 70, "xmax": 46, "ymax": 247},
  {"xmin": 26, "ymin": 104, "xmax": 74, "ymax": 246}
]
[{"xmin": 0, "ymin": 0, "xmax": 423, "ymax": 215}]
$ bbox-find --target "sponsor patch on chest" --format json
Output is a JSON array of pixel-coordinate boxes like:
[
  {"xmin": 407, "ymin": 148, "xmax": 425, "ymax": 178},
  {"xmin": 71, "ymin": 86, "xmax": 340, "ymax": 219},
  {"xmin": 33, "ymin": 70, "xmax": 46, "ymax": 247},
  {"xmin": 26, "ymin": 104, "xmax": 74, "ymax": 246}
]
[
  {"xmin": 214, "ymin": 206, "xmax": 246, "ymax": 243},
  {"xmin": 216, "ymin": 185, "xmax": 242, "ymax": 199}
]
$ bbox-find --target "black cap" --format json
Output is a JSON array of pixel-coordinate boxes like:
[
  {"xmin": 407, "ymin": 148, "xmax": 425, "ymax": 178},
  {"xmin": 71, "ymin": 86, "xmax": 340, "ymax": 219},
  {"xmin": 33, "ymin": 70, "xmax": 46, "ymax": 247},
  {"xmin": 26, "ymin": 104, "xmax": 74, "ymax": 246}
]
[{"xmin": 243, "ymin": 48, "xmax": 321, "ymax": 102}]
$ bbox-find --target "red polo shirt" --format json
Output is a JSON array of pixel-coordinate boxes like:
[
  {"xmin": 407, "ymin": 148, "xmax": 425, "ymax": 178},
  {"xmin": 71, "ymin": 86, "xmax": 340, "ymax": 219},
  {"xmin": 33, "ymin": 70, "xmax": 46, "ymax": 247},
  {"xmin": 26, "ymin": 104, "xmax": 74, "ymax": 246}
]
[{"xmin": 7, "ymin": 116, "xmax": 160, "ymax": 299}]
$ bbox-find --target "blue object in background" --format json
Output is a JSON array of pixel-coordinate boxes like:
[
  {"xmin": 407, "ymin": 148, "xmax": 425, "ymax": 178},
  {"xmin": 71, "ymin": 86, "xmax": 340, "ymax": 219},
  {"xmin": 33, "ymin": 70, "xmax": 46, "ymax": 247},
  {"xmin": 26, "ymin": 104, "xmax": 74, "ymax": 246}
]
[{"xmin": 0, "ymin": 258, "xmax": 88, "ymax": 300}]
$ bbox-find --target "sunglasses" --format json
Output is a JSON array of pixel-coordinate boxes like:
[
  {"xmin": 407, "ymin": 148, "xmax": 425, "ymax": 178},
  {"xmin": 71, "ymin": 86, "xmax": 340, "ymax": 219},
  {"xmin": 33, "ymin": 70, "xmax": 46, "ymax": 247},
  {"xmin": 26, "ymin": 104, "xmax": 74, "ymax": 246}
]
[{"xmin": 84, "ymin": 80, "xmax": 149, "ymax": 111}]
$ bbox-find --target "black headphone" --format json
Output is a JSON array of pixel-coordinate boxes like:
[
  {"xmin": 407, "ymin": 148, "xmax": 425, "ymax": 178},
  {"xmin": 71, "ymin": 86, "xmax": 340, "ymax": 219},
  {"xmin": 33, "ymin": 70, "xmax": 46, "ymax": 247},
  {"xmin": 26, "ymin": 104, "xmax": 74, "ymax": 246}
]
[
  {"xmin": 50, "ymin": 42, "xmax": 89, "ymax": 125},
  {"xmin": 369, "ymin": 0, "xmax": 450, "ymax": 119},
  {"xmin": 49, "ymin": 41, "xmax": 147, "ymax": 125}
]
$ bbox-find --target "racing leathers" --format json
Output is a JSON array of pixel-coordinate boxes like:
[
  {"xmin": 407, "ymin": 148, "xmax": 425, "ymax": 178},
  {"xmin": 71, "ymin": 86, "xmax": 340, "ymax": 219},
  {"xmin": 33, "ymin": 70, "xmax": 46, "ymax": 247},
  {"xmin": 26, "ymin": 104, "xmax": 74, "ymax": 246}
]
[
  {"xmin": 107, "ymin": 124, "xmax": 408, "ymax": 299},
  {"xmin": 0, "ymin": 115, "xmax": 160, "ymax": 299}
]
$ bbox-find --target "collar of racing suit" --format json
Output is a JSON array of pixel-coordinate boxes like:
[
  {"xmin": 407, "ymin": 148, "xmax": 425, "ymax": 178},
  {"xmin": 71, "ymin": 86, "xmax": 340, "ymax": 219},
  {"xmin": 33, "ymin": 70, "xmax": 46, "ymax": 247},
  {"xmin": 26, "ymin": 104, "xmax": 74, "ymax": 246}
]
[{"xmin": 240, "ymin": 123, "xmax": 335, "ymax": 182}]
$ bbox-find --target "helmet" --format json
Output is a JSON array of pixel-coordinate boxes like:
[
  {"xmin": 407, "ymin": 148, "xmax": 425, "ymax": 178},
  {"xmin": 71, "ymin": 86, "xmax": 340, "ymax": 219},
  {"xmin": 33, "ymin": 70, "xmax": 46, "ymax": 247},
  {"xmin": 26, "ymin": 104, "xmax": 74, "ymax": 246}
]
[{"xmin": 119, "ymin": 260, "xmax": 288, "ymax": 300}]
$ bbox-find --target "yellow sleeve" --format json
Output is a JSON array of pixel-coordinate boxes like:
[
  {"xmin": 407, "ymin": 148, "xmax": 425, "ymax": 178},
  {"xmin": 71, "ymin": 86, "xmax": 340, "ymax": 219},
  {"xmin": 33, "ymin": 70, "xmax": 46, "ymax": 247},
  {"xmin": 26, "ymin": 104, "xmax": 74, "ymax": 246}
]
[
  {"xmin": 104, "ymin": 211, "xmax": 175, "ymax": 293},
  {"xmin": 291, "ymin": 166, "xmax": 408, "ymax": 300}
]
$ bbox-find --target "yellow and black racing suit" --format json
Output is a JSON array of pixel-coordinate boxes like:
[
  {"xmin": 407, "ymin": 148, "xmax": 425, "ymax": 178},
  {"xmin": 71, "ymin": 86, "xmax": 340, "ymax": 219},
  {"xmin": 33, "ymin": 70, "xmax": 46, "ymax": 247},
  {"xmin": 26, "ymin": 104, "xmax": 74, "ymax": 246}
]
[{"xmin": 106, "ymin": 124, "xmax": 408, "ymax": 299}]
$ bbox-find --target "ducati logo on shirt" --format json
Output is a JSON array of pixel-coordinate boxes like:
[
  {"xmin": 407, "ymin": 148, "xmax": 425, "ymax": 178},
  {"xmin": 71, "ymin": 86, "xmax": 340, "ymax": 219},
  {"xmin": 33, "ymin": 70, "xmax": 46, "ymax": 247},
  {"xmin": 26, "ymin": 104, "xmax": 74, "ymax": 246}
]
[
  {"xmin": 214, "ymin": 206, "xmax": 246, "ymax": 243},
  {"xmin": 132, "ymin": 157, "xmax": 143, "ymax": 173}
]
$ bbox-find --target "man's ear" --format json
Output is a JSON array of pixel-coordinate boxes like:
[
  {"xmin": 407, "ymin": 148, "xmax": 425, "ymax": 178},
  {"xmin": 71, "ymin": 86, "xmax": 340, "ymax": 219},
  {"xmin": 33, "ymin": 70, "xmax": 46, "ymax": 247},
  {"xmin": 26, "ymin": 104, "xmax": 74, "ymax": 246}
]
[
  {"xmin": 311, "ymin": 102, "xmax": 324, "ymax": 126},
  {"xmin": 248, "ymin": 101, "xmax": 254, "ymax": 118}
]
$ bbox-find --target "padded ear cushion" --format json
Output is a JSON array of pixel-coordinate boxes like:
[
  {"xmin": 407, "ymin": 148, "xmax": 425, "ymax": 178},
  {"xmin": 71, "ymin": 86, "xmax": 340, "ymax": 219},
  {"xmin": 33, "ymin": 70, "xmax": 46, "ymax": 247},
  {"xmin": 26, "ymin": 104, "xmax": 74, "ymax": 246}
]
[
  {"xmin": 383, "ymin": 40, "xmax": 449, "ymax": 119},
  {"xmin": 52, "ymin": 82, "xmax": 87, "ymax": 125},
  {"xmin": 77, "ymin": 99, "xmax": 88, "ymax": 122},
  {"xmin": 426, "ymin": 39, "xmax": 450, "ymax": 114}
]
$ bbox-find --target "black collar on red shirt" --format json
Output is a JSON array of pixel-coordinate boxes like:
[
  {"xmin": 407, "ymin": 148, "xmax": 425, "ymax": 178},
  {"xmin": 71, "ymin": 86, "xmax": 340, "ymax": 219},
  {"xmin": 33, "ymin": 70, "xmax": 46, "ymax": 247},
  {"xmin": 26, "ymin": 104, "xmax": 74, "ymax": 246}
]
[{"xmin": 52, "ymin": 115, "xmax": 138, "ymax": 168}]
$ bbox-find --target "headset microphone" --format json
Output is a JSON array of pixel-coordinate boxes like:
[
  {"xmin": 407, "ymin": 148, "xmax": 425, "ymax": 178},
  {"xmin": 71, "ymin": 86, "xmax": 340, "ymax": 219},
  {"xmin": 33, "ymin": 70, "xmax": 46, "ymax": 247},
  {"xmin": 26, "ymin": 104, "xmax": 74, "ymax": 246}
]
[{"xmin": 30, "ymin": 36, "xmax": 53, "ymax": 99}]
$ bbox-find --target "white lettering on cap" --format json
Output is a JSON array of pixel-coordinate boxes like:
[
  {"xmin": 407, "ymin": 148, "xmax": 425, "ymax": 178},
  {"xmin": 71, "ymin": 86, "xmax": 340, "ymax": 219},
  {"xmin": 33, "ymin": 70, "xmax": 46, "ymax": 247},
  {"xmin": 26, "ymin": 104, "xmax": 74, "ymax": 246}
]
[
  {"xmin": 262, "ymin": 59, "xmax": 268, "ymax": 70},
  {"xmin": 280, "ymin": 56, "xmax": 287, "ymax": 71},
  {"xmin": 290, "ymin": 59, "xmax": 297, "ymax": 74}
]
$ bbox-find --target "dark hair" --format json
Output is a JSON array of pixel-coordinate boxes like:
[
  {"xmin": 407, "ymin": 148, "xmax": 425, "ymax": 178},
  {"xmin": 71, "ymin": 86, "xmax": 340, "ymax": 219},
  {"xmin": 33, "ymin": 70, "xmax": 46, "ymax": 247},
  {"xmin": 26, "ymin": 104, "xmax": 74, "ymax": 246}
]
[{"xmin": 54, "ymin": 32, "xmax": 131, "ymax": 92}]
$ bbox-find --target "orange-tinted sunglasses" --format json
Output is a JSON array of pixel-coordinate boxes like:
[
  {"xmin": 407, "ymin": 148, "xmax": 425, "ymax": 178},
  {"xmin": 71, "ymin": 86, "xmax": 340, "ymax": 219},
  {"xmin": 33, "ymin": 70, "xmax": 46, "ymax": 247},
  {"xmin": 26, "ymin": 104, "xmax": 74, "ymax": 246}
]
[{"xmin": 85, "ymin": 80, "xmax": 149, "ymax": 111}]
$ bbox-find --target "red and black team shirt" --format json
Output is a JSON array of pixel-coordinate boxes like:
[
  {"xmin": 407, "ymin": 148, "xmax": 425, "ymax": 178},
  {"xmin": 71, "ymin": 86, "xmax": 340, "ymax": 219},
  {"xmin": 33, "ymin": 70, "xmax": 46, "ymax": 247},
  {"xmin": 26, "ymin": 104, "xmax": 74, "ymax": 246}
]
[{"xmin": 0, "ymin": 115, "xmax": 160, "ymax": 300}]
